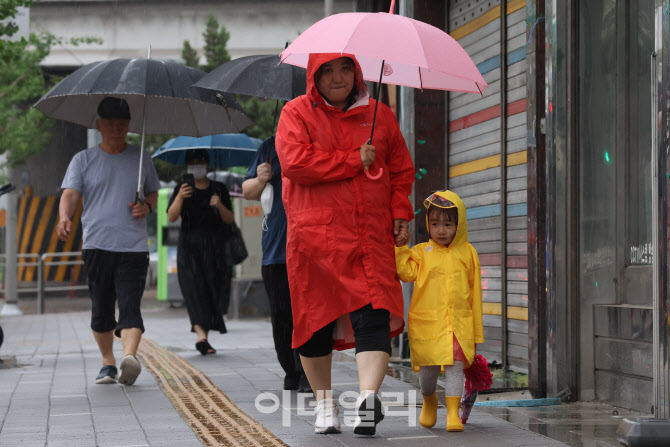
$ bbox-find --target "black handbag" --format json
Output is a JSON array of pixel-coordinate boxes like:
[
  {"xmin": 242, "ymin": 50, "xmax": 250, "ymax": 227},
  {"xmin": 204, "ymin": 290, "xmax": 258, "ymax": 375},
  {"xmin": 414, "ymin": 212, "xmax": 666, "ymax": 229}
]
[{"xmin": 224, "ymin": 222, "xmax": 248, "ymax": 265}]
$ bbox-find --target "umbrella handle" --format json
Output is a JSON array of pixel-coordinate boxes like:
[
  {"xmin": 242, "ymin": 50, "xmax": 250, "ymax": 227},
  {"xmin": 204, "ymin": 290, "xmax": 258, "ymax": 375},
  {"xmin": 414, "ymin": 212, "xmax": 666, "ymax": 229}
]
[
  {"xmin": 134, "ymin": 190, "xmax": 144, "ymax": 205},
  {"xmin": 364, "ymin": 166, "xmax": 383, "ymax": 180},
  {"xmin": 364, "ymin": 137, "xmax": 383, "ymax": 180}
]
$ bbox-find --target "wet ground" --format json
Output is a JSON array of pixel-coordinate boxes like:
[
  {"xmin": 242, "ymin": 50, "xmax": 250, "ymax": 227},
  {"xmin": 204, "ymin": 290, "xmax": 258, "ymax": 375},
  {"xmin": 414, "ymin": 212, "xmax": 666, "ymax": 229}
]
[
  {"xmin": 385, "ymin": 356, "xmax": 644, "ymax": 447},
  {"xmin": 2, "ymin": 293, "xmax": 648, "ymax": 446},
  {"xmin": 477, "ymin": 402, "xmax": 641, "ymax": 447}
]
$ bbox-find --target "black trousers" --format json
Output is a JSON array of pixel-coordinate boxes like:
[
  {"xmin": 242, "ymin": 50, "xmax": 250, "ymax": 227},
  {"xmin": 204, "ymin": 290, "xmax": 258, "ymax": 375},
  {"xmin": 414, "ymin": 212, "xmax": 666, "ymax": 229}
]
[
  {"xmin": 177, "ymin": 231, "xmax": 231, "ymax": 334},
  {"xmin": 298, "ymin": 303, "xmax": 391, "ymax": 358},
  {"xmin": 261, "ymin": 264, "xmax": 303, "ymax": 378},
  {"xmin": 82, "ymin": 249, "xmax": 149, "ymax": 338}
]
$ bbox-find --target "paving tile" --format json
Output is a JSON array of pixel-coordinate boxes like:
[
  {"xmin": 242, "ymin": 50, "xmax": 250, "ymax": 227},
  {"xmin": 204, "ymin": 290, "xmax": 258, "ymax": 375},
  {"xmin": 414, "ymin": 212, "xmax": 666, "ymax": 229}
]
[{"xmin": 0, "ymin": 310, "xmax": 580, "ymax": 447}]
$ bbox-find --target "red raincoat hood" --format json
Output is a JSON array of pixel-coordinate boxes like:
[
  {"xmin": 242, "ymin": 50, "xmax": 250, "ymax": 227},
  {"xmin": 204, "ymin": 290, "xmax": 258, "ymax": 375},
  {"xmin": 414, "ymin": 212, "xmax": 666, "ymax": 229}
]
[{"xmin": 306, "ymin": 53, "xmax": 369, "ymax": 107}]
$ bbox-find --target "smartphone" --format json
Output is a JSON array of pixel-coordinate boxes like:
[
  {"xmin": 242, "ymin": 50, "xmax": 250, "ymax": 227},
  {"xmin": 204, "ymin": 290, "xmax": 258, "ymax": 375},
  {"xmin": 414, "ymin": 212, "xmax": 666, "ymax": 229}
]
[{"xmin": 182, "ymin": 173, "xmax": 195, "ymax": 189}]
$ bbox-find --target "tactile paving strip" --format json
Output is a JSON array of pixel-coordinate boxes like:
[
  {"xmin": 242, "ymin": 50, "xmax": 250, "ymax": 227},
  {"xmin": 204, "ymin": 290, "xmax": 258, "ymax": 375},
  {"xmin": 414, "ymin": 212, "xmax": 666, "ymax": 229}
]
[{"xmin": 139, "ymin": 338, "xmax": 289, "ymax": 447}]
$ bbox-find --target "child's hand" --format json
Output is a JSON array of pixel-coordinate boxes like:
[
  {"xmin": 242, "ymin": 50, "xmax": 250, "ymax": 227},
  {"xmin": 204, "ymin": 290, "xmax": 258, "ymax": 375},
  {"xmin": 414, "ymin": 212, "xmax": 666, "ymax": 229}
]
[{"xmin": 395, "ymin": 228, "xmax": 409, "ymax": 246}]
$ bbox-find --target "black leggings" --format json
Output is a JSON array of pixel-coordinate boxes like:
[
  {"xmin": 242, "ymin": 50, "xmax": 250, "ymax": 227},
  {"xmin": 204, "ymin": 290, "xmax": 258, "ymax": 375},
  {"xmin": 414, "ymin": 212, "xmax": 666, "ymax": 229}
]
[{"xmin": 298, "ymin": 303, "xmax": 391, "ymax": 358}]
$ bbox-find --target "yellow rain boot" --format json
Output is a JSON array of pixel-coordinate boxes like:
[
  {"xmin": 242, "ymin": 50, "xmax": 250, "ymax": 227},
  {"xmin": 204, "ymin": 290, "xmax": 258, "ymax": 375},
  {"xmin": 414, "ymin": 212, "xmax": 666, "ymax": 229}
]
[
  {"xmin": 419, "ymin": 392, "xmax": 438, "ymax": 428},
  {"xmin": 445, "ymin": 396, "xmax": 464, "ymax": 432}
]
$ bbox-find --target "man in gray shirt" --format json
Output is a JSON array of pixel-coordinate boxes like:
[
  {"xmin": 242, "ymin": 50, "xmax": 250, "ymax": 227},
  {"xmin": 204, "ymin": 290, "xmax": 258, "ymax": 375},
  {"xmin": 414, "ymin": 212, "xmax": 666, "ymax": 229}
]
[{"xmin": 58, "ymin": 97, "xmax": 161, "ymax": 385}]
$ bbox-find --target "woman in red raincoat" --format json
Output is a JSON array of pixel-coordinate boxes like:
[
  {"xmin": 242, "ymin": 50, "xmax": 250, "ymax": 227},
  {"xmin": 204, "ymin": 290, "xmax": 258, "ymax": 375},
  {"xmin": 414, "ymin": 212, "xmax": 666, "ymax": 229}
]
[{"xmin": 276, "ymin": 53, "xmax": 414, "ymax": 435}]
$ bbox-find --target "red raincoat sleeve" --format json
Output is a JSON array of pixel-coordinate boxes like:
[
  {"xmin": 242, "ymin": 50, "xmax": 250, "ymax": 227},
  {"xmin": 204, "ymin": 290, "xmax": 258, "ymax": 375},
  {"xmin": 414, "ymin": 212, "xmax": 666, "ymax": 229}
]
[
  {"xmin": 384, "ymin": 108, "xmax": 415, "ymax": 222},
  {"xmin": 276, "ymin": 105, "xmax": 364, "ymax": 186}
]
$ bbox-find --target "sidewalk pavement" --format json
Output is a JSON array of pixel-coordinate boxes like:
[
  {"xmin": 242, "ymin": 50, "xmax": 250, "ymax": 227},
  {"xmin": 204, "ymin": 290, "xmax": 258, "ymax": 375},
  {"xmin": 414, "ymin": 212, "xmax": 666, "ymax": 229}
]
[{"xmin": 0, "ymin": 299, "xmax": 632, "ymax": 447}]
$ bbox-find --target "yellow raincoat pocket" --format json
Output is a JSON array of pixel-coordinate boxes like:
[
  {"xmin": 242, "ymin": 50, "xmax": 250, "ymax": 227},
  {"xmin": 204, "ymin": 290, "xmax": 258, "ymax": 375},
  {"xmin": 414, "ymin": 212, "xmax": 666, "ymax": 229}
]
[
  {"xmin": 408, "ymin": 309, "xmax": 439, "ymax": 341},
  {"xmin": 296, "ymin": 209, "xmax": 334, "ymax": 258}
]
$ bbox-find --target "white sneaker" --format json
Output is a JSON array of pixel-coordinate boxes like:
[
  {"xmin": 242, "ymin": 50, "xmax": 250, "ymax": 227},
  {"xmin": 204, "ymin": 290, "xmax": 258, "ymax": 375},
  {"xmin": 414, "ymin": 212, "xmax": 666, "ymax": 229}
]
[
  {"xmin": 354, "ymin": 390, "xmax": 385, "ymax": 436},
  {"xmin": 314, "ymin": 398, "xmax": 341, "ymax": 434},
  {"xmin": 118, "ymin": 354, "xmax": 141, "ymax": 385}
]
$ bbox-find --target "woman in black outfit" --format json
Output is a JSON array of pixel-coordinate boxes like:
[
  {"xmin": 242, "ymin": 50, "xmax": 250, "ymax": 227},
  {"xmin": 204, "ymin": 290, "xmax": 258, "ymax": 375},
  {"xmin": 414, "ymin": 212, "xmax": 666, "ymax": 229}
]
[{"xmin": 167, "ymin": 149, "xmax": 234, "ymax": 355}]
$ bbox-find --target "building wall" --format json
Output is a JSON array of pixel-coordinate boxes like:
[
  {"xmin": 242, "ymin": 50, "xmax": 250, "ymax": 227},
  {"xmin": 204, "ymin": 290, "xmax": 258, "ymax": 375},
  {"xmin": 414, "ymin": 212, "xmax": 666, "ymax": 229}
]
[
  {"xmin": 447, "ymin": 0, "xmax": 529, "ymax": 372},
  {"xmin": 18, "ymin": 121, "xmax": 87, "ymax": 198},
  {"xmin": 30, "ymin": 0, "xmax": 353, "ymax": 68}
]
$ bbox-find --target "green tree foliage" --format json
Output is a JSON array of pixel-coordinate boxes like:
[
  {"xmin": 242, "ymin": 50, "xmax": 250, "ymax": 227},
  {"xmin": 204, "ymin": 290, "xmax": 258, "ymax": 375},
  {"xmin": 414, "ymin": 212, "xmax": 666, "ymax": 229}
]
[
  {"xmin": 0, "ymin": 1, "xmax": 54, "ymax": 167},
  {"xmin": 0, "ymin": 0, "xmax": 102, "ymax": 168},
  {"xmin": 202, "ymin": 14, "xmax": 230, "ymax": 72},
  {"xmin": 181, "ymin": 14, "xmax": 230, "ymax": 72},
  {"xmin": 181, "ymin": 40, "xmax": 199, "ymax": 68},
  {"xmin": 237, "ymin": 96, "xmax": 284, "ymax": 139},
  {"xmin": 0, "ymin": 0, "xmax": 25, "ymax": 37}
]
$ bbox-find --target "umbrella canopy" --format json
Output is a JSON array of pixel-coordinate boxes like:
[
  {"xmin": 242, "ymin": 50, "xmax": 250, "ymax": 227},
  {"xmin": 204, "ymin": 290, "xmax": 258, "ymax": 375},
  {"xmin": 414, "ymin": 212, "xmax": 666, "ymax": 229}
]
[
  {"xmin": 153, "ymin": 133, "xmax": 262, "ymax": 169},
  {"xmin": 34, "ymin": 58, "xmax": 252, "ymax": 136},
  {"xmin": 280, "ymin": 5, "xmax": 487, "ymax": 94},
  {"xmin": 279, "ymin": 1, "xmax": 486, "ymax": 180},
  {"xmin": 194, "ymin": 54, "xmax": 307, "ymax": 101}
]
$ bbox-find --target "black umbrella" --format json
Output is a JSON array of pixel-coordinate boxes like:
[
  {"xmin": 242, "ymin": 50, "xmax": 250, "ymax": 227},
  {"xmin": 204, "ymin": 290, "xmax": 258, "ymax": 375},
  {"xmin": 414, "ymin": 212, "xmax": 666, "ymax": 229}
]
[
  {"xmin": 34, "ymin": 57, "xmax": 252, "ymax": 201},
  {"xmin": 194, "ymin": 54, "xmax": 306, "ymax": 163},
  {"xmin": 34, "ymin": 58, "xmax": 252, "ymax": 136},
  {"xmin": 193, "ymin": 54, "xmax": 307, "ymax": 102}
]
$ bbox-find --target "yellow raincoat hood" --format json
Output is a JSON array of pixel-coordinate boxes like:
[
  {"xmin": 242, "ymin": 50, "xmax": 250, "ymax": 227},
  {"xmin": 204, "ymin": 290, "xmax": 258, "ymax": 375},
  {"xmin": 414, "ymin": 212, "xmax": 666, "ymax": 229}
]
[
  {"xmin": 396, "ymin": 190, "xmax": 484, "ymax": 370},
  {"xmin": 424, "ymin": 189, "xmax": 469, "ymax": 249}
]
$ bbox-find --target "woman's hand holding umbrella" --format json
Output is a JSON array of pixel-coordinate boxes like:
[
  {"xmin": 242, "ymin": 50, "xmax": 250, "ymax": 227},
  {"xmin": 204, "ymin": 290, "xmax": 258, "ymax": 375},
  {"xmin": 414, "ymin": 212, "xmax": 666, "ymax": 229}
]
[
  {"xmin": 360, "ymin": 142, "xmax": 383, "ymax": 180},
  {"xmin": 360, "ymin": 142, "xmax": 376, "ymax": 169}
]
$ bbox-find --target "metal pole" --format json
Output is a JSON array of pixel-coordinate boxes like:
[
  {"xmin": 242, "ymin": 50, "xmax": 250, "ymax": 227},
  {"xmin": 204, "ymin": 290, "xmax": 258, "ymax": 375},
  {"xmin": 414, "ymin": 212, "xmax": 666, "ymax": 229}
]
[
  {"xmin": 399, "ymin": 0, "xmax": 414, "ymax": 360},
  {"xmin": 527, "ymin": 0, "xmax": 547, "ymax": 397},
  {"xmin": 1, "ymin": 187, "xmax": 20, "ymax": 315},
  {"xmin": 500, "ymin": 0, "xmax": 508, "ymax": 370},
  {"xmin": 652, "ymin": 4, "xmax": 668, "ymax": 418},
  {"xmin": 37, "ymin": 256, "xmax": 44, "ymax": 315},
  {"xmin": 324, "ymin": 0, "xmax": 333, "ymax": 17},
  {"xmin": 444, "ymin": 0, "xmax": 450, "ymax": 191}
]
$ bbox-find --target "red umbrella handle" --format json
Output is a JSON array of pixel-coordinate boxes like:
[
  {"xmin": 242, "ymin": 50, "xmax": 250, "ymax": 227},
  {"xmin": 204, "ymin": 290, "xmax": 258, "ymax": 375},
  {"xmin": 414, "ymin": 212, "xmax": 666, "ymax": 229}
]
[{"xmin": 365, "ymin": 166, "xmax": 384, "ymax": 180}]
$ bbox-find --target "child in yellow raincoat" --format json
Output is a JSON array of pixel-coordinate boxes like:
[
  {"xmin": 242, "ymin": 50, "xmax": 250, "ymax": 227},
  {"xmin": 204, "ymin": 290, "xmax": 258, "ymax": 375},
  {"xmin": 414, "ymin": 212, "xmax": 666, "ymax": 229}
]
[{"xmin": 395, "ymin": 190, "xmax": 484, "ymax": 431}]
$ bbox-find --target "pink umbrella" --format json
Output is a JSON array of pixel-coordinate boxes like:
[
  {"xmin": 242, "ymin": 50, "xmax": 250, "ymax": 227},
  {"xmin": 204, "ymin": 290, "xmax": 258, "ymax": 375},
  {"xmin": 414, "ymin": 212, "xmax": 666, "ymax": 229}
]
[
  {"xmin": 280, "ymin": 0, "xmax": 486, "ymax": 179},
  {"xmin": 280, "ymin": 1, "xmax": 486, "ymax": 92}
]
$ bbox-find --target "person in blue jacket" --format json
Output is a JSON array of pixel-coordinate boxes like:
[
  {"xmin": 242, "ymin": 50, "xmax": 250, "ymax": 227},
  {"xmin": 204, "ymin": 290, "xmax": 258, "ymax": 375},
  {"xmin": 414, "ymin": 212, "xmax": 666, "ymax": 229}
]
[{"xmin": 243, "ymin": 135, "xmax": 309, "ymax": 392}]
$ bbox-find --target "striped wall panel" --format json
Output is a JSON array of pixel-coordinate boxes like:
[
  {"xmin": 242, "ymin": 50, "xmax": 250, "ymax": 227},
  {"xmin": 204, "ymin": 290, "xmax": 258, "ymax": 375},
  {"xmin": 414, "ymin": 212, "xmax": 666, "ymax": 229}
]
[
  {"xmin": 448, "ymin": 0, "xmax": 528, "ymax": 371},
  {"xmin": 15, "ymin": 195, "xmax": 83, "ymax": 282},
  {"xmin": 503, "ymin": 0, "xmax": 528, "ymax": 374}
]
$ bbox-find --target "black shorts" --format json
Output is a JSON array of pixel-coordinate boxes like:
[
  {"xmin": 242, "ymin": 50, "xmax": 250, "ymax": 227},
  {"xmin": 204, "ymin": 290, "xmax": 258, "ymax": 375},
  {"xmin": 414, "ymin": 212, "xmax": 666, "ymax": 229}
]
[
  {"xmin": 82, "ymin": 249, "xmax": 149, "ymax": 337},
  {"xmin": 297, "ymin": 303, "xmax": 391, "ymax": 358}
]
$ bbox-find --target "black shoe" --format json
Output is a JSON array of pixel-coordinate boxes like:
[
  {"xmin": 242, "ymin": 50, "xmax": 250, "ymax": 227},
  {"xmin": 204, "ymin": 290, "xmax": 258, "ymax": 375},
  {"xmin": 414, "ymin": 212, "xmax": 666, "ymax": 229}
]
[
  {"xmin": 298, "ymin": 374, "xmax": 312, "ymax": 394},
  {"xmin": 284, "ymin": 374, "xmax": 300, "ymax": 390},
  {"xmin": 196, "ymin": 339, "xmax": 216, "ymax": 355},
  {"xmin": 354, "ymin": 392, "xmax": 385, "ymax": 436},
  {"xmin": 95, "ymin": 365, "xmax": 118, "ymax": 384}
]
